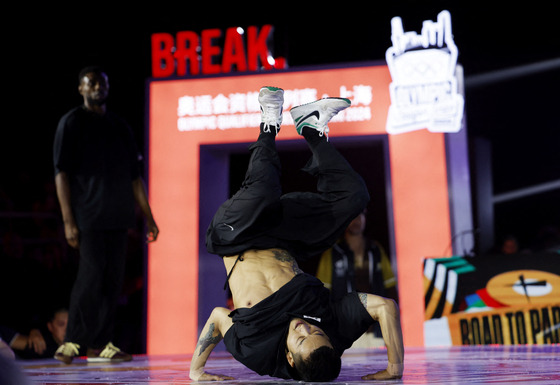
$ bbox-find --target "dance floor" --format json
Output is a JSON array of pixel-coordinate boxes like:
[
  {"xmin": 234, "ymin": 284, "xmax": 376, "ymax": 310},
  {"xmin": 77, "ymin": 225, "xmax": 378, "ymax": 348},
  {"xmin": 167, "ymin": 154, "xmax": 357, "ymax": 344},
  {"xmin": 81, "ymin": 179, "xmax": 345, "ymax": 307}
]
[{"xmin": 10, "ymin": 345, "xmax": 560, "ymax": 384}]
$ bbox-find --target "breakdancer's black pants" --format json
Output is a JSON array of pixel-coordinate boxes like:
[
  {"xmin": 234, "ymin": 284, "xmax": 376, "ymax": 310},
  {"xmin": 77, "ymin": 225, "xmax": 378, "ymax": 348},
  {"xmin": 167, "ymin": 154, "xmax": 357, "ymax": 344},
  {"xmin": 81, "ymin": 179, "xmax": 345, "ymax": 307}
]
[{"xmin": 206, "ymin": 126, "xmax": 370, "ymax": 261}]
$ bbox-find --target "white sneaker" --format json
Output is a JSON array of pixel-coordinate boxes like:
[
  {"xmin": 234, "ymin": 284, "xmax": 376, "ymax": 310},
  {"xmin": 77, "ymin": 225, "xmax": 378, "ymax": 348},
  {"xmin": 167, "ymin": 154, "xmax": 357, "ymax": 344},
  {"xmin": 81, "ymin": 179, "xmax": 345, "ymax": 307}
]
[
  {"xmin": 290, "ymin": 97, "xmax": 351, "ymax": 139},
  {"xmin": 54, "ymin": 342, "xmax": 80, "ymax": 364},
  {"xmin": 87, "ymin": 342, "xmax": 132, "ymax": 363},
  {"xmin": 258, "ymin": 86, "xmax": 284, "ymax": 135}
]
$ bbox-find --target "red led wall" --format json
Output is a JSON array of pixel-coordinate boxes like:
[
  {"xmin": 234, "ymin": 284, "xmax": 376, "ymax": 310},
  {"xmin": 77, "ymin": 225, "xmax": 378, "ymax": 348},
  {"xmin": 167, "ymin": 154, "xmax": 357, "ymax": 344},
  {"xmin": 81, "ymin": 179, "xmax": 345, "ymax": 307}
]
[{"xmin": 146, "ymin": 64, "xmax": 456, "ymax": 353}]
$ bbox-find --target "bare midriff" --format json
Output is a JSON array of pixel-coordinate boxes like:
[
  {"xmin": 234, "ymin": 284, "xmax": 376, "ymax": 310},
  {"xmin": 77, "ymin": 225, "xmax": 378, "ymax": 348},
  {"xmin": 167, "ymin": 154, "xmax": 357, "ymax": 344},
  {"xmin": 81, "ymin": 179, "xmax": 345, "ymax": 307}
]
[{"xmin": 223, "ymin": 248, "xmax": 302, "ymax": 309}]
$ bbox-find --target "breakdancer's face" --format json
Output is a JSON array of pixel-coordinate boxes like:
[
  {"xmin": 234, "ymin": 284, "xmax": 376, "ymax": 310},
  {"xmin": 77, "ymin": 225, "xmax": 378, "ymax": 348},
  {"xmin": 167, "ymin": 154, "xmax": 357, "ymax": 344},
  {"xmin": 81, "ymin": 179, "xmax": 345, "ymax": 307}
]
[{"xmin": 285, "ymin": 318, "xmax": 332, "ymax": 367}]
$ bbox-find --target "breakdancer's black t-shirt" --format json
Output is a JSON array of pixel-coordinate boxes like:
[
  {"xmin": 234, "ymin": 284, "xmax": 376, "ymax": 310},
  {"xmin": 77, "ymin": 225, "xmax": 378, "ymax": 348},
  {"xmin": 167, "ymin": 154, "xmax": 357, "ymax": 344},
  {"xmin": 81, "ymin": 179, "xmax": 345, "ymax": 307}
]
[{"xmin": 222, "ymin": 273, "xmax": 374, "ymax": 379}]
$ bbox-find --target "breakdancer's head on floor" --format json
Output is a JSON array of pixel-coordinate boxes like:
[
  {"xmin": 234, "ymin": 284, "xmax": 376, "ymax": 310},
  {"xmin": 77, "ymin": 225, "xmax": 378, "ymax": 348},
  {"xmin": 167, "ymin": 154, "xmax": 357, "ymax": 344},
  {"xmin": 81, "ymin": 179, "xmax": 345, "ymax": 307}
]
[{"xmin": 284, "ymin": 318, "xmax": 341, "ymax": 381}]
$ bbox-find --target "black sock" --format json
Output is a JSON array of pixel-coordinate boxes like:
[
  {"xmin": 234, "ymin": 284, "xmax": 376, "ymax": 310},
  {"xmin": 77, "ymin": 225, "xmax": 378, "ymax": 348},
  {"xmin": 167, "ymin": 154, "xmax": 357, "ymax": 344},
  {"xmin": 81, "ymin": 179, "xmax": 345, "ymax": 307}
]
[
  {"xmin": 302, "ymin": 127, "xmax": 325, "ymax": 148},
  {"xmin": 258, "ymin": 123, "xmax": 277, "ymax": 145},
  {"xmin": 259, "ymin": 123, "xmax": 279, "ymax": 136}
]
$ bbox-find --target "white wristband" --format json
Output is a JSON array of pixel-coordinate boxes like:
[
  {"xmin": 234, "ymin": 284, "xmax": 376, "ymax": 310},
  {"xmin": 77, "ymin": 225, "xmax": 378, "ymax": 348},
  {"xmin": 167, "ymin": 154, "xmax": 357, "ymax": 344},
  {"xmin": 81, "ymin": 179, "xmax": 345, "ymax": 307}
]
[{"xmin": 387, "ymin": 362, "xmax": 404, "ymax": 376}]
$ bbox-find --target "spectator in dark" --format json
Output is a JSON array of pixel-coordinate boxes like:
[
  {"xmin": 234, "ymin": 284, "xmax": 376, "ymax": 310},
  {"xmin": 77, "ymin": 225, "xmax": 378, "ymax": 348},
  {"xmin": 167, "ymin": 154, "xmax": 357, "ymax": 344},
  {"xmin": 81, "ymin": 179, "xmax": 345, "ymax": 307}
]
[
  {"xmin": 315, "ymin": 210, "xmax": 398, "ymax": 346},
  {"xmin": 500, "ymin": 234, "xmax": 519, "ymax": 255},
  {"xmin": 316, "ymin": 210, "xmax": 398, "ymax": 303},
  {"xmin": 0, "ymin": 309, "xmax": 68, "ymax": 359}
]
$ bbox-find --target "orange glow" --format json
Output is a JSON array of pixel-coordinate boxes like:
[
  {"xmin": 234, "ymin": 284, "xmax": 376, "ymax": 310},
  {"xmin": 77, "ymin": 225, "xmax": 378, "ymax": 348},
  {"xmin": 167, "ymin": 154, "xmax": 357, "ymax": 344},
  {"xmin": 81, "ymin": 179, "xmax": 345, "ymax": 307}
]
[
  {"xmin": 147, "ymin": 64, "xmax": 453, "ymax": 353},
  {"xmin": 389, "ymin": 131, "xmax": 452, "ymax": 346}
]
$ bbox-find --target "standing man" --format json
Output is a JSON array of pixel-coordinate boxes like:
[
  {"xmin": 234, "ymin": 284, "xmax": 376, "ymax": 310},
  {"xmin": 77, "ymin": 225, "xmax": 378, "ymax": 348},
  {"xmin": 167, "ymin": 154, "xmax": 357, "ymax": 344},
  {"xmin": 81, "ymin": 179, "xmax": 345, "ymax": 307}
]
[{"xmin": 53, "ymin": 66, "xmax": 158, "ymax": 363}]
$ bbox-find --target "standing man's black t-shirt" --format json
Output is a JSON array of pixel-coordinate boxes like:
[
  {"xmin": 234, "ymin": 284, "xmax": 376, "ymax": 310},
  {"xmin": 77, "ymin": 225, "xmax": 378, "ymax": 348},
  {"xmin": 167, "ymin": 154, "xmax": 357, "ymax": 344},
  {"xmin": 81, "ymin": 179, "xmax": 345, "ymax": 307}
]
[{"xmin": 53, "ymin": 106, "xmax": 140, "ymax": 230}]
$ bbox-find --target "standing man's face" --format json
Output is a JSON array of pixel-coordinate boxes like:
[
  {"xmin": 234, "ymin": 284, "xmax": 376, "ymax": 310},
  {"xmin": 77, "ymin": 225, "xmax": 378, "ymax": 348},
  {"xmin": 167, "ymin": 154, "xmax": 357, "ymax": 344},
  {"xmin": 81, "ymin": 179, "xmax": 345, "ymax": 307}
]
[{"xmin": 79, "ymin": 71, "xmax": 109, "ymax": 106}]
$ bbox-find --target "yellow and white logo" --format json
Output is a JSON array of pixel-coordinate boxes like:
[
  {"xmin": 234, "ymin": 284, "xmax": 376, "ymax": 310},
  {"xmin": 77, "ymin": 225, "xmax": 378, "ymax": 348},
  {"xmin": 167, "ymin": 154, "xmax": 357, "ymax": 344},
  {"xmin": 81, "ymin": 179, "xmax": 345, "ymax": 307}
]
[{"xmin": 486, "ymin": 270, "xmax": 560, "ymax": 306}]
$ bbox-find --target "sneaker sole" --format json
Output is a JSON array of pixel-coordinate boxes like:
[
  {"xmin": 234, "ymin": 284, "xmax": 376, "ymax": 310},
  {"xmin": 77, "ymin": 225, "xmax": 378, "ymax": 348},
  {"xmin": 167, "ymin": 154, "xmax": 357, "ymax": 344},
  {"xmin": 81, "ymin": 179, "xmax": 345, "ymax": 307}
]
[
  {"xmin": 87, "ymin": 357, "xmax": 131, "ymax": 363},
  {"xmin": 260, "ymin": 86, "xmax": 283, "ymax": 92},
  {"xmin": 291, "ymin": 97, "xmax": 351, "ymax": 112},
  {"xmin": 54, "ymin": 354, "xmax": 74, "ymax": 364},
  {"xmin": 259, "ymin": 86, "xmax": 284, "ymax": 101}
]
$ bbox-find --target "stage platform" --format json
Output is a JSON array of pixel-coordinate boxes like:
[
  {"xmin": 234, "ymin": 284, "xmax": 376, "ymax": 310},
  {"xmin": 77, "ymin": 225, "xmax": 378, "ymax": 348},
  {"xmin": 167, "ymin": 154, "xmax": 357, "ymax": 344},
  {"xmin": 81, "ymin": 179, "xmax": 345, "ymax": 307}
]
[{"xmin": 10, "ymin": 346, "xmax": 560, "ymax": 384}]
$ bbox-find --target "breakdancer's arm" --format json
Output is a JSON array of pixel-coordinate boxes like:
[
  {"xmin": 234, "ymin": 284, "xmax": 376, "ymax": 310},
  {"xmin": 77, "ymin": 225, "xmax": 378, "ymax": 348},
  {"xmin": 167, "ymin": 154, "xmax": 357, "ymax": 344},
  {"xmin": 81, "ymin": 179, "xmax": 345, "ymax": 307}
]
[
  {"xmin": 359, "ymin": 293, "xmax": 404, "ymax": 380},
  {"xmin": 189, "ymin": 307, "xmax": 234, "ymax": 381}
]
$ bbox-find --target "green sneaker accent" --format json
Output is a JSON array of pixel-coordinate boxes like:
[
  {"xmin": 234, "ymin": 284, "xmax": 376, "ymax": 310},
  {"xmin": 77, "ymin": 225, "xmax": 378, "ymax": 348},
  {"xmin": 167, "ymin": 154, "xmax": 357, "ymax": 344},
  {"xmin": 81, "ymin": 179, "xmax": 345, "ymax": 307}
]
[
  {"xmin": 294, "ymin": 119, "xmax": 318, "ymax": 135},
  {"xmin": 262, "ymin": 86, "xmax": 283, "ymax": 92}
]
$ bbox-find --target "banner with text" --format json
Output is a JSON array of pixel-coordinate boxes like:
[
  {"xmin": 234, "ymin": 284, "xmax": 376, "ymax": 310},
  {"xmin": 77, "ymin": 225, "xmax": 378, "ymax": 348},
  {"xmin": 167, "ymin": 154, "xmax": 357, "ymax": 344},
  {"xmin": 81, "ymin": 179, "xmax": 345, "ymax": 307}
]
[{"xmin": 423, "ymin": 253, "xmax": 560, "ymax": 346}]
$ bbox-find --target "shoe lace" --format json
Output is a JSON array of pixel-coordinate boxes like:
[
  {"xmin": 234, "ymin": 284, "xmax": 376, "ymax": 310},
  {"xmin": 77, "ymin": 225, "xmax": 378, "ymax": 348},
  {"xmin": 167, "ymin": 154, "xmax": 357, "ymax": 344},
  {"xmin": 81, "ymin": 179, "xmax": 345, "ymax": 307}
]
[
  {"xmin": 262, "ymin": 123, "xmax": 280, "ymax": 135},
  {"xmin": 58, "ymin": 342, "xmax": 80, "ymax": 356},
  {"xmin": 99, "ymin": 342, "xmax": 121, "ymax": 358},
  {"xmin": 261, "ymin": 104, "xmax": 283, "ymax": 135},
  {"xmin": 313, "ymin": 125, "xmax": 329, "ymax": 141}
]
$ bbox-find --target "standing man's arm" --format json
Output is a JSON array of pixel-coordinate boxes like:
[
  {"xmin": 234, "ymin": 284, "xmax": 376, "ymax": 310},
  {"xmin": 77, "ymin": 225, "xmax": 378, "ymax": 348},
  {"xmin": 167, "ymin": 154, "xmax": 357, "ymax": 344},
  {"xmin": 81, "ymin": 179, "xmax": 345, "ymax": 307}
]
[
  {"xmin": 359, "ymin": 293, "xmax": 404, "ymax": 380},
  {"xmin": 189, "ymin": 307, "xmax": 234, "ymax": 381},
  {"xmin": 131, "ymin": 177, "xmax": 159, "ymax": 243},
  {"xmin": 55, "ymin": 171, "xmax": 79, "ymax": 248}
]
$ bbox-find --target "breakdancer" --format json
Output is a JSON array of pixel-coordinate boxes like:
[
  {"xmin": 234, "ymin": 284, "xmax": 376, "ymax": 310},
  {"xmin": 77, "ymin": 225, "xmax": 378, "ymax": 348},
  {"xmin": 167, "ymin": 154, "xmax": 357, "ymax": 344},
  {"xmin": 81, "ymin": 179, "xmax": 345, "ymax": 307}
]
[{"xmin": 190, "ymin": 87, "xmax": 404, "ymax": 382}]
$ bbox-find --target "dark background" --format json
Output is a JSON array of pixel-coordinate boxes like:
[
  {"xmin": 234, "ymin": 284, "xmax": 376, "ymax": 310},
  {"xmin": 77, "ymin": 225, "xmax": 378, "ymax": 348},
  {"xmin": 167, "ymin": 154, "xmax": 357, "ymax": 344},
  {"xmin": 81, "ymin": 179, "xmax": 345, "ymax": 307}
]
[{"xmin": 1, "ymin": 2, "xmax": 558, "ymax": 353}]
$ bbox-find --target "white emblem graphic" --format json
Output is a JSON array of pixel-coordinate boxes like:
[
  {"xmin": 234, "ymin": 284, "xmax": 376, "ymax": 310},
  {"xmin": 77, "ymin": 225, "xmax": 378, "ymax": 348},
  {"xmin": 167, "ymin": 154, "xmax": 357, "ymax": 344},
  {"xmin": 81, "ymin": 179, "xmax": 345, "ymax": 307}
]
[{"xmin": 385, "ymin": 10, "xmax": 464, "ymax": 134}]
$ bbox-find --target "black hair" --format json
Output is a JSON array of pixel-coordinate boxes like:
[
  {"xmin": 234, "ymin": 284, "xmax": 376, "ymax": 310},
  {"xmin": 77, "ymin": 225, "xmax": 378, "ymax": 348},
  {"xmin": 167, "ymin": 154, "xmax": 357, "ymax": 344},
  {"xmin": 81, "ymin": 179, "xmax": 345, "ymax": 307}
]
[
  {"xmin": 78, "ymin": 65, "xmax": 105, "ymax": 83},
  {"xmin": 49, "ymin": 307, "xmax": 68, "ymax": 321},
  {"xmin": 291, "ymin": 346, "xmax": 341, "ymax": 382}
]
